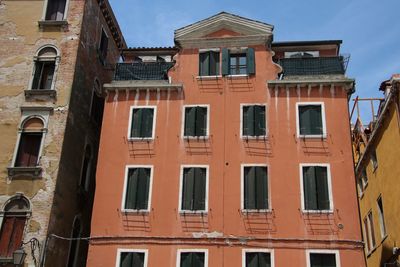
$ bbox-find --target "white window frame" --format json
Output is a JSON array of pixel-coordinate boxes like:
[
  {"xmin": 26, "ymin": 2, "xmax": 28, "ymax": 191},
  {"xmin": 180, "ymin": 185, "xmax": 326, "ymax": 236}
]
[
  {"xmin": 11, "ymin": 108, "xmax": 51, "ymax": 168},
  {"xmin": 178, "ymin": 165, "xmax": 209, "ymax": 214},
  {"xmin": 127, "ymin": 106, "xmax": 157, "ymax": 141},
  {"xmin": 41, "ymin": 0, "xmax": 70, "ymax": 21},
  {"xmin": 296, "ymin": 102, "xmax": 327, "ymax": 139},
  {"xmin": 181, "ymin": 105, "xmax": 210, "ymax": 139},
  {"xmin": 240, "ymin": 103, "xmax": 268, "ymax": 139},
  {"xmin": 299, "ymin": 163, "xmax": 333, "ymax": 213},
  {"xmin": 240, "ymin": 164, "xmax": 271, "ymax": 212},
  {"xmin": 242, "ymin": 249, "xmax": 274, "ymax": 267},
  {"xmin": 121, "ymin": 165, "xmax": 154, "ymax": 213},
  {"xmin": 176, "ymin": 249, "xmax": 208, "ymax": 267},
  {"xmin": 115, "ymin": 249, "xmax": 149, "ymax": 267},
  {"xmin": 306, "ymin": 249, "xmax": 340, "ymax": 267},
  {"xmin": 364, "ymin": 210, "xmax": 376, "ymax": 252},
  {"xmin": 28, "ymin": 45, "xmax": 61, "ymax": 92}
]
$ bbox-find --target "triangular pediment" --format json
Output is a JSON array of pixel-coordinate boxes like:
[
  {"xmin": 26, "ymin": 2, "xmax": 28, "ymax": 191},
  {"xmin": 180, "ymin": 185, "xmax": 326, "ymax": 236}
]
[{"xmin": 174, "ymin": 12, "xmax": 274, "ymax": 48}]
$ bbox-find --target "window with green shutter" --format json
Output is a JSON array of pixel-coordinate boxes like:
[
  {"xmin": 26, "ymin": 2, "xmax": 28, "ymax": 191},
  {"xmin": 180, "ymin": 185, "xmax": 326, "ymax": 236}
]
[
  {"xmin": 181, "ymin": 167, "xmax": 207, "ymax": 211},
  {"xmin": 124, "ymin": 168, "xmax": 151, "ymax": 210},
  {"xmin": 199, "ymin": 51, "xmax": 219, "ymax": 76},
  {"xmin": 298, "ymin": 104, "xmax": 324, "ymax": 136},
  {"xmin": 119, "ymin": 252, "xmax": 145, "ymax": 267},
  {"xmin": 245, "ymin": 252, "xmax": 271, "ymax": 267},
  {"xmin": 309, "ymin": 253, "xmax": 337, "ymax": 267},
  {"xmin": 184, "ymin": 106, "xmax": 208, "ymax": 137},
  {"xmin": 302, "ymin": 166, "xmax": 330, "ymax": 211},
  {"xmin": 242, "ymin": 105, "xmax": 266, "ymax": 137},
  {"xmin": 180, "ymin": 252, "xmax": 205, "ymax": 267},
  {"xmin": 243, "ymin": 166, "xmax": 268, "ymax": 210},
  {"xmin": 221, "ymin": 47, "xmax": 255, "ymax": 76},
  {"xmin": 130, "ymin": 107, "xmax": 155, "ymax": 139}
]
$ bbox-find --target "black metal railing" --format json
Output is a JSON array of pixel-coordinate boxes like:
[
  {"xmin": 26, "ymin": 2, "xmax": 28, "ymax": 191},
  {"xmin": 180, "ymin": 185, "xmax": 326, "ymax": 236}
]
[
  {"xmin": 114, "ymin": 62, "xmax": 174, "ymax": 81},
  {"xmin": 278, "ymin": 56, "xmax": 347, "ymax": 77}
]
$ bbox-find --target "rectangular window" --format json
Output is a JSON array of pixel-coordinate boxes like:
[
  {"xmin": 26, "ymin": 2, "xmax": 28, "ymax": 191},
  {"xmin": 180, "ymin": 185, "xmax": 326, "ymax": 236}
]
[
  {"xmin": 242, "ymin": 165, "xmax": 268, "ymax": 211},
  {"xmin": 177, "ymin": 250, "xmax": 207, "ymax": 267},
  {"xmin": 244, "ymin": 251, "xmax": 272, "ymax": 267},
  {"xmin": 179, "ymin": 166, "xmax": 208, "ymax": 212},
  {"xmin": 370, "ymin": 150, "xmax": 378, "ymax": 170},
  {"xmin": 128, "ymin": 107, "xmax": 156, "ymax": 139},
  {"xmin": 297, "ymin": 103, "xmax": 326, "ymax": 137},
  {"xmin": 242, "ymin": 105, "xmax": 266, "ymax": 137},
  {"xmin": 364, "ymin": 211, "xmax": 376, "ymax": 251},
  {"xmin": 357, "ymin": 169, "xmax": 368, "ymax": 197},
  {"xmin": 122, "ymin": 167, "xmax": 152, "ymax": 211},
  {"xmin": 183, "ymin": 106, "xmax": 209, "ymax": 138},
  {"xmin": 0, "ymin": 217, "xmax": 26, "ymax": 258},
  {"xmin": 309, "ymin": 253, "xmax": 337, "ymax": 267},
  {"xmin": 45, "ymin": 0, "xmax": 67, "ymax": 21},
  {"xmin": 99, "ymin": 28, "xmax": 109, "ymax": 63},
  {"xmin": 15, "ymin": 133, "xmax": 42, "ymax": 167},
  {"xmin": 221, "ymin": 48, "xmax": 255, "ymax": 76},
  {"xmin": 301, "ymin": 165, "xmax": 331, "ymax": 211},
  {"xmin": 377, "ymin": 196, "xmax": 387, "ymax": 238},
  {"xmin": 199, "ymin": 51, "xmax": 219, "ymax": 76},
  {"xmin": 117, "ymin": 249, "xmax": 148, "ymax": 267},
  {"xmin": 31, "ymin": 61, "xmax": 56, "ymax": 90}
]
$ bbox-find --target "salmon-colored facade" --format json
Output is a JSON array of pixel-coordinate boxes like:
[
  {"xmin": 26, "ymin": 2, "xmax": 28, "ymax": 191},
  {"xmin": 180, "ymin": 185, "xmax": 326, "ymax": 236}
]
[{"xmin": 87, "ymin": 12, "xmax": 365, "ymax": 267}]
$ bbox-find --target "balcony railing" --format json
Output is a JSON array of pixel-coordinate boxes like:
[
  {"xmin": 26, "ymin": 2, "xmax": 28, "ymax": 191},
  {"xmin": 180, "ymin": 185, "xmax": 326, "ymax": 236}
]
[
  {"xmin": 278, "ymin": 56, "xmax": 348, "ymax": 77},
  {"xmin": 114, "ymin": 62, "xmax": 174, "ymax": 81}
]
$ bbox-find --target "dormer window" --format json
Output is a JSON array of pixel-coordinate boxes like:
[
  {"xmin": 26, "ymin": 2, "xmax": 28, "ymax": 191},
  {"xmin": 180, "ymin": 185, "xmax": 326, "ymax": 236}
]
[
  {"xmin": 199, "ymin": 50, "xmax": 219, "ymax": 76},
  {"xmin": 222, "ymin": 48, "xmax": 255, "ymax": 76}
]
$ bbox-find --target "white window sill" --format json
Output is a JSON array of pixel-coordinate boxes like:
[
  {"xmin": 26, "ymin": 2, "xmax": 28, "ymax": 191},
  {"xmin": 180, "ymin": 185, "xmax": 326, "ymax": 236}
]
[
  {"xmin": 38, "ymin": 20, "xmax": 68, "ymax": 27},
  {"xmin": 302, "ymin": 209, "xmax": 334, "ymax": 214},
  {"xmin": 24, "ymin": 89, "xmax": 56, "ymax": 98},
  {"xmin": 241, "ymin": 135, "xmax": 268, "ymax": 140},
  {"xmin": 226, "ymin": 74, "xmax": 249, "ymax": 78},
  {"xmin": 179, "ymin": 210, "xmax": 208, "ymax": 215},
  {"xmin": 7, "ymin": 166, "xmax": 42, "ymax": 178},
  {"xmin": 241, "ymin": 209, "xmax": 272, "ymax": 213},
  {"xmin": 127, "ymin": 137, "xmax": 154, "ymax": 142},
  {"xmin": 298, "ymin": 134, "xmax": 327, "ymax": 139},
  {"xmin": 196, "ymin": 75, "xmax": 222, "ymax": 80},
  {"xmin": 183, "ymin": 136, "xmax": 209, "ymax": 140},
  {"xmin": 121, "ymin": 209, "xmax": 150, "ymax": 214}
]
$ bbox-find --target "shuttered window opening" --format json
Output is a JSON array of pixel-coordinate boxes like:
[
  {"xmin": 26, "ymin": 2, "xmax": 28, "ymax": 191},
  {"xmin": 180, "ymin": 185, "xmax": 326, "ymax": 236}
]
[
  {"xmin": 244, "ymin": 166, "xmax": 268, "ymax": 210},
  {"xmin": 299, "ymin": 105, "xmax": 323, "ymax": 136},
  {"xmin": 309, "ymin": 253, "xmax": 337, "ymax": 267},
  {"xmin": 199, "ymin": 51, "xmax": 220, "ymax": 76},
  {"xmin": 99, "ymin": 29, "xmax": 109, "ymax": 63},
  {"xmin": 45, "ymin": 0, "xmax": 67, "ymax": 21},
  {"xmin": 130, "ymin": 108, "xmax": 155, "ymax": 138},
  {"xmin": 181, "ymin": 168, "xmax": 207, "ymax": 211},
  {"xmin": 120, "ymin": 252, "xmax": 145, "ymax": 267},
  {"xmin": 124, "ymin": 168, "xmax": 151, "ymax": 210},
  {"xmin": 303, "ymin": 166, "xmax": 330, "ymax": 211},
  {"xmin": 221, "ymin": 47, "xmax": 255, "ymax": 75},
  {"xmin": 184, "ymin": 106, "xmax": 208, "ymax": 137},
  {"xmin": 242, "ymin": 105, "xmax": 266, "ymax": 137},
  {"xmin": 31, "ymin": 61, "xmax": 56, "ymax": 90},
  {"xmin": 15, "ymin": 132, "xmax": 42, "ymax": 167},
  {"xmin": 180, "ymin": 252, "xmax": 205, "ymax": 267},
  {"xmin": 245, "ymin": 252, "xmax": 271, "ymax": 267}
]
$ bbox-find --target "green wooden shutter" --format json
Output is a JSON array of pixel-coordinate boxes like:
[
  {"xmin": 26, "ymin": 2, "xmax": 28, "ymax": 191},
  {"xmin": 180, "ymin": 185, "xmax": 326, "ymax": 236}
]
[
  {"xmin": 199, "ymin": 52, "xmax": 209, "ymax": 76},
  {"xmin": 258, "ymin": 252, "xmax": 271, "ymax": 267},
  {"xmin": 246, "ymin": 253, "xmax": 258, "ymax": 267},
  {"xmin": 141, "ymin": 108, "xmax": 154, "ymax": 138},
  {"xmin": 303, "ymin": 166, "xmax": 317, "ymax": 210},
  {"xmin": 184, "ymin": 107, "xmax": 196, "ymax": 136},
  {"xmin": 243, "ymin": 106, "xmax": 255, "ymax": 136},
  {"xmin": 299, "ymin": 106, "xmax": 311, "ymax": 135},
  {"xmin": 131, "ymin": 109, "xmax": 142, "ymax": 138},
  {"xmin": 31, "ymin": 62, "xmax": 44, "ymax": 89},
  {"xmin": 221, "ymin": 48, "xmax": 230, "ymax": 76},
  {"xmin": 255, "ymin": 105, "xmax": 266, "ymax": 136},
  {"xmin": 120, "ymin": 252, "xmax": 133, "ymax": 267},
  {"xmin": 194, "ymin": 107, "xmax": 207, "ymax": 136},
  {"xmin": 182, "ymin": 168, "xmax": 195, "ymax": 210},
  {"xmin": 310, "ymin": 105, "xmax": 323, "ymax": 135},
  {"xmin": 315, "ymin": 166, "xmax": 330, "ymax": 210},
  {"xmin": 210, "ymin": 51, "xmax": 219, "ymax": 75},
  {"xmin": 193, "ymin": 168, "xmax": 206, "ymax": 210},
  {"xmin": 193, "ymin": 253, "xmax": 205, "ymax": 267},
  {"xmin": 247, "ymin": 47, "xmax": 255, "ymax": 75},
  {"xmin": 125, "ymin": 168, "xmax": 139, "ymax": 209},
  {"xmin": 131, "ymin": 252, "xmax": 145, "ymax": 267},
  {"xmin": 244, "ymin": 167, "xmax": 256, "ymax": 209},
  {"xmin": 310, "ymin": 253, "xmax": 336, "ymax": 267},
  {"xmin": 255, "ymin": 167, "xmax": 268, "ymax": 209},
  {"xmin": 180, "ymin": 253, "xmax": 192, "ymax": 267},
  {"xmin": 136, "ymin": 168, "xmax": 150, "ymax": 209}
]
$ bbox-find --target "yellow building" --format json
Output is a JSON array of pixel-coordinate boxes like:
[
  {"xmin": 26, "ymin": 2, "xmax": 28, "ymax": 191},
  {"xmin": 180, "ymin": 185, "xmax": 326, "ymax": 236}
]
[{"xmin": 352, "ymin": 75, "xmax": 400, "ymax": 267}]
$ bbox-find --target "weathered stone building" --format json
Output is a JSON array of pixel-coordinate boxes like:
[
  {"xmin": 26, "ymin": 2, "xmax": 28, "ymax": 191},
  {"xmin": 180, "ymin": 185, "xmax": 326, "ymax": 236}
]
[{"xmin": 0, "ymin": 0, "xmax": 125, "ymax": 266}]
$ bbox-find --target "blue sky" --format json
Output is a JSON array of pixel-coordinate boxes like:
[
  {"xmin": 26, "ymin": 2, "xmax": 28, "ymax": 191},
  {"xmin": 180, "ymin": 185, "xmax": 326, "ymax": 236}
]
[{"xmin": 109, "ymin": 0, "xmax": 400, "ymax": 120}]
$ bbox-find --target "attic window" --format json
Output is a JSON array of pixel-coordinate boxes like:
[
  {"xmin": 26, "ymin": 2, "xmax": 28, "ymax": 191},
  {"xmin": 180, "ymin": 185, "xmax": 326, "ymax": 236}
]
[
  {"xmin": 284, "ymin": 51, "xmax": 319, "ymax": 58},
  {"xmin": 221, "ymin": 48, "xmax": 255, "ymax": 76}
]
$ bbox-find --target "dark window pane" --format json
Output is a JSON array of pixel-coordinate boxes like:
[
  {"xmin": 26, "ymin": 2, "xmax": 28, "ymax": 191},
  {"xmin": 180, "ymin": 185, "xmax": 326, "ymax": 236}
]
[
  {"xmin": 67, "ymin": 218, "xmax": 81, "ymax": 267},
  {"xmin": 15, "ymin": 133, "xmax": 42, "ymax": 167},
  {"xmin": 245, "ymin": 252, "xmax": 271, "ymax": 267},
  {"xmin": 182, "ymin": 168, "xmax": 206, "ymax": 211},
  {"xmin": 299, "ymin": 105, "xmax": 323, "ymax": 135},
  {"xmin": 45, "ymin": 0, "xmax": 66, "ymax": 21},
  {"xmin": 184, "ymin": 107, "xmax": 207, "ymax": 137},
  {"xmin": 229, "ymin": 53, "xmax": 247, "ymax": 75},
  {"xmin": 130, "ymin": 108, "xmax": 154, "ymax": 138},
  {"xmin": 310, "ymin": 253, "xmax": 336, "ymax": 267},
  {"xmin": 120, "ymin": 252, "xmax": 144, "ymax": 267},
  {"xmin": 99, "ymin": 29, "xmax": 108, "ymax": 62},
  {"xmin": 180, "ymin": 252, "xmax": 204, "ymax": 267},
  {"xmin": 244, "ymin": 167, "xmax": 268, "ymax": 210},
  {"xmin": 32, "ymin": 61, "xmax": 55, "ymax": 90},
  {"xmin": 243, "ymin": 105, "xmax": 265, "ymax": 136},
  {"xmin": 303, "ymin": 166, "xmax": 330, "ymax": 210},
  {"xmin": 125, "ymin": 168, "xmax": 150, "ymax": 210},
  {"xmin": 199, "ymin": 52, "xmax": 209, "ymax": 76},
  {"xmin": 90, "ymin": 92, "xmax": 104, "ymax": 126}
]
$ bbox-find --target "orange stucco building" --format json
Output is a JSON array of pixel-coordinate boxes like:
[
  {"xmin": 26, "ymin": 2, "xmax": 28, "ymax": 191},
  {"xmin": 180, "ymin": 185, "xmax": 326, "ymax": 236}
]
[{"xmin": 87, "ymin": 12, "xmax": 365, "ymax": 267}]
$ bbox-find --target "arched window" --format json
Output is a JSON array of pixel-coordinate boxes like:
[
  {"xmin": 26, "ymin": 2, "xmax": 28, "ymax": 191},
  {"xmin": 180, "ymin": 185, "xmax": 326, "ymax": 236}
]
[
  {"xmin": 67, "ymin": 216, "xmax": 82, "ymax": 267},
  {"xmin": 79, "ymin": 146, "xmax": 92, "ymax": 192},
  {"xmin": 30, "ymin": 46, "xmax": 59, "ymax": 91},
  {"xmin": 0, "ymin": 195, "xmax": 30, "ymax": 259},
  {"xmin": 14, "ymin": 117, "xmax": 45, "ymax": 167}
]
